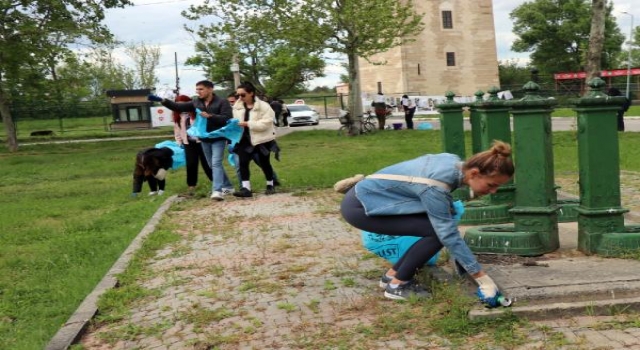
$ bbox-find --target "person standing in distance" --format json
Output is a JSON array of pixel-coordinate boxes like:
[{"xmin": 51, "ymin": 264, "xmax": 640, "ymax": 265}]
[
  {"xmin": 340, "ymin": 141, "xmax": 514, "ymax": 303},
  {"xmin": 148, "ymin": 80, "xmax": 234, "ymax": 201},
  {"xmin": 401, "ymin": 94, "xmax": 417, "ymax": 129}
]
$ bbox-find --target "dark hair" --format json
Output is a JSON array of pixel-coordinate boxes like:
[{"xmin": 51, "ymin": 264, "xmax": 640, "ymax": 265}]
[
  {"xmin": 227, "ymin": 92, "xmax": 237, "ymax": 98},
  {"xmin": 237, "ymin": 81, "xmax": 257, "ymax": 103},
  {"xmin": 196, "ymin": 80, "xmax": 214, "ymax": 88},
  {"xmin": 402, "ymin": 94, "xmax": 409, "ymax": 99},
  {"xmin": 173, "ymin": 95, "xmax": 194, "ymax": 123},
  {"xmin": 463, "ymin": 140, "xmax": 514, "ymax": 177},
  {"xmin": 141, "ymin": 153, "xmax": 161, "ymax": 177},
  {"xmin": 237, "ymin": 81, "xmax": 256, "ymax": 94}
]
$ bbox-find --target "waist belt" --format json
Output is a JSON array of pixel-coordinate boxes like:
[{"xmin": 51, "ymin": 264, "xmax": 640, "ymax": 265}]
[{"xmin": 366, "ymin": 174, "xmax": 451, "ymax": 191}]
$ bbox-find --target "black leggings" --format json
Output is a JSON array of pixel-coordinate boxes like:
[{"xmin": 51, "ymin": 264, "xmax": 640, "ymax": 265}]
[
  {"xmin": 404, "ymin": 108, "xmax": 415, "ymax": 129},
  {"xmin": 184, "ymin": 141, "xmax": 212, "ymax": 186},
  {"xmin": 340, "ymin": 188, "xmax": 442, "ymax": 281},
  {"xmin": 238, "ymin": 147, "xmax": 274, "ymax": 182},
  {"xmin": 146, "ymin": 176, "xmax": 165, "ymax": 192}
]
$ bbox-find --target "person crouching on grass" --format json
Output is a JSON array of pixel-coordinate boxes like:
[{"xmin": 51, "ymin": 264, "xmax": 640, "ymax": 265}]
[
  {"xmin": 131, "ymin": 147, "xmax": 174, "ymax": 197},
  {"xmin": 340, "ymin": 140, "xmax": 514, "ymax": 304}
]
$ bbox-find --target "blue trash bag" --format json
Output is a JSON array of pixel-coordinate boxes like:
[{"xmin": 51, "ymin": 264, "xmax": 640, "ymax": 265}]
[
  {"xmin": 187, "ymin": 110, "xmax": 244, "ymax": 166},
  {"xmin": 154, "ymin": 140, "xmax": 186, "ymax": 170},
  {"xmin": 417, "ymin": 122, "xmax": 433, "ymax": 130},
  {"xmin": 360, "ymin": 200, "xmax": 464, "ymax": 265},
  {"xmin": 187, "ymin": 109, "xmax": 243, "ymax": 150},
  {"xmin": 361, "ymin": 231, "xmax": 440, "ymax": 266}
]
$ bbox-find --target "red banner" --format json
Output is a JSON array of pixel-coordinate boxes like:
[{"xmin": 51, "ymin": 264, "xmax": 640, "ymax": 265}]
[{"xmin": 554, "ymin": 68, "xmax": 640, "ymax": 80}]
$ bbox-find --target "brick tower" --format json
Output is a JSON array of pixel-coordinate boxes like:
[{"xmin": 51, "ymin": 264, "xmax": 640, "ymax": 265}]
[{"xmin": 358, "ymin": 0, "xmax": 499, "ymax": 98}]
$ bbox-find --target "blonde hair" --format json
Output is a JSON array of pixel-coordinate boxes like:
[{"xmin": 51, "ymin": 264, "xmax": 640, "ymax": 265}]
[{"xmin": 463, "ymin": 140, "xmax": 514, "ymax": 177}]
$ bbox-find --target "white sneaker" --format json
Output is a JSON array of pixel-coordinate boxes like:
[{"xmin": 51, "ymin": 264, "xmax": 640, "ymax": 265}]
[
  {"xmin": 148, "ymin": 191, "xmax": 158, "ymax": 196},
  {"xmin": 210, "ymin": 191, "xmax": 224, "ymax": 201},
  {"xmin": 221, "ymin": 188, "xmax": 234, "ymax": 196},
  {"xmin": 158, "ymin": 190, "xmax": 165, "ymax": 196}
]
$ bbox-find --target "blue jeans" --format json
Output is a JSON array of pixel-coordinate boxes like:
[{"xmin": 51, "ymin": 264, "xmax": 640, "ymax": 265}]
[{"xmin": 201, "ymin": 140, "xmax": 233, "ymax": 192}]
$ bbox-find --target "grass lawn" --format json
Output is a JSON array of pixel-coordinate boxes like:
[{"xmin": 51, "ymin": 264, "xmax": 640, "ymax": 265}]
[{"xmin": 3, "ymin": 129, "xmax": 640, "ymax": 348}]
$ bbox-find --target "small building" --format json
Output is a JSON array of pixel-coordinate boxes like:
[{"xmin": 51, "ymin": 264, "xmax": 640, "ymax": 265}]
[{"xmin": 105, "ymin": 89, "xmax": 153, "ymax": 130}]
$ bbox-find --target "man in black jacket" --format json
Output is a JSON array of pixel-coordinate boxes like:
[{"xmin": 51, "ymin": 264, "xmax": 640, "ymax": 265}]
[{"xmin": 150, "ymin": 80, "xmax": 234, "ymax": 200}]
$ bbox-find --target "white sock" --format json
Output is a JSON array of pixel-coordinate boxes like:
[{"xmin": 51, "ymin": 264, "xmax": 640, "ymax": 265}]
[
  {"xmin": 242, "ymin": 181, "xmax": 251, "ymax": 190},
  {"xmin": 389, "ymin": 283, "xmax": 400, "ymax": 288},
  {"xmin": 267, "ymin": 180, "xmax": 274, "ymax": 186}
]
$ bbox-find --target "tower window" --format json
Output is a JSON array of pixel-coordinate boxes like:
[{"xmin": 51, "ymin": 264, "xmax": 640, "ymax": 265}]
[
  {"xmin": 446, "ymin": 52, "xmax": 456, "ymax": 66},
  {"xmin": 442, "ymin": 11, "xmax": 453, "ymax": 29}
]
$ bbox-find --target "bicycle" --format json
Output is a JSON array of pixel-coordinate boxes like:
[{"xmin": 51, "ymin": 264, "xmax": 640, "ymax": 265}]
[{"xmin": 338, "ymin": 112, "xmax": 377, "ymax": 136}]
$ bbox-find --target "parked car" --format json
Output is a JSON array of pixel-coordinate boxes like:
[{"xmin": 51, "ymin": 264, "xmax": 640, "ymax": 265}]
[{"xmin": 286, "ymin": 104, "xmax": 320, "ymax": 126}]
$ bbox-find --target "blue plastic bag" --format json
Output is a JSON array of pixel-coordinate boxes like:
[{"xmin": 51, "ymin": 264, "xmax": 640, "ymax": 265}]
[
  {"xmin": 187, "ymin": 109, "xmax": 244, "ymax": 150},
  {"xmin": 361, "ymin": 231, "xmax": 440, "ymax": 265},
  {"xmin": 417, "ymin": 122, "xmax": 433, "ymax": 130},
  {"xmin": 154, "ymin": 140, "xmax": 186, "ymax": 170},
  {"xmin": 360, "ymin": 200, "xmax": 465, "ymax": 265}
]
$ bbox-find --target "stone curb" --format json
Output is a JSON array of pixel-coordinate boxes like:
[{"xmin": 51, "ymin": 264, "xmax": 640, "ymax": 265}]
[
  {"xmin": 469, "ymin": 296, "xmax": 640, "ymax": 321},
  {"xmin": 460, "ymin": 190, "xmax": 640, "ymax": 322},
  {"xmin": 44, "ymin": 195, "xmax": 179, "ymax": 350}
]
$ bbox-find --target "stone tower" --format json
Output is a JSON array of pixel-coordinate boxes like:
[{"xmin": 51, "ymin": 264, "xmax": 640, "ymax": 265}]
[{"xmin": 358, "ymin": 0, "xmax": 499, "ymax": 98}]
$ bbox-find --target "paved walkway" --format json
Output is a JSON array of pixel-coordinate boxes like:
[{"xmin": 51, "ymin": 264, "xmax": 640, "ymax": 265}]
[{"xmin": 70, "ymin": 183, "xmax": 640, "ymax": 349}]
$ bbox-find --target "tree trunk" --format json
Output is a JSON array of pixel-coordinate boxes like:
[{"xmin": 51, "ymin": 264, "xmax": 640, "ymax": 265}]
[
  {"xmin": 0, "ymin": 89, "xmax": 18, "ymax": 152},
  {"xmin": 585, "ymin": 0, "xmax": 606, "ymax": 85},
  {"xmin": 347, "ymin": 52, "xmax": 363, "ymax": 136}
]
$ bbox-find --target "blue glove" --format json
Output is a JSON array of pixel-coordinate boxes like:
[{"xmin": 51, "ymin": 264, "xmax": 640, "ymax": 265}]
[
  {"xmin": 477, "ymin": 290, "xmax": 511, "ymax": 308},
  {"xmin": 147, "ymin": 94, "xmax": 163, "ymax": 102},
  {"xmin": 452, "ymin": 200, "xmax": 465, "ymax": 221}
]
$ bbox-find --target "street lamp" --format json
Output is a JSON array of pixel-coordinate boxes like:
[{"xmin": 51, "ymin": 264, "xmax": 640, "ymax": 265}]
[{"xmin": 622, "ymin": 11, "xmax": 634, "ymax": 99}]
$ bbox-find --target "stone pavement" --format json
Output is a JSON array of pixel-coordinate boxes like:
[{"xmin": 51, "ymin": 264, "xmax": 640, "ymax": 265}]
[{"xmin": 58, "ymin": 186, "xmax": 640, "ymax": 349}]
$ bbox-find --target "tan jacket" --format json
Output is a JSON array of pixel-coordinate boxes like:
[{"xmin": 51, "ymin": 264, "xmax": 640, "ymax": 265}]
[{"xmin": 232, "ymin": 97, "xmax": 276, "ymax": 146}]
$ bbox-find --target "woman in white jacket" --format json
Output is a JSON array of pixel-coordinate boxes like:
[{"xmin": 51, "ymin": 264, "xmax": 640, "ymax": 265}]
[{"xmin": 231, "ymin": 81, "xmax": 277, "ymax": 197}]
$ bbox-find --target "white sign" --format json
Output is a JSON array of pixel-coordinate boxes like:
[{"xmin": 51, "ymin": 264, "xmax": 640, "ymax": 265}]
[{"xmin": 151, "ymin": 106, "xmax": 174, "ymax": 127}]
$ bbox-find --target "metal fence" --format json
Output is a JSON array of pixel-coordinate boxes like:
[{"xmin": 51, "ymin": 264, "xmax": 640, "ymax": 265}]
[{"xmin": 6, "ymin": 100, "xmax": 113, "ymax": 137}]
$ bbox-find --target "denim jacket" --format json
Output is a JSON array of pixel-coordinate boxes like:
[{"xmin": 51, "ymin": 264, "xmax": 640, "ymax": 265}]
[{"xmin": 354, "ymin": 153, "xmax": 482, "ymax": 275}]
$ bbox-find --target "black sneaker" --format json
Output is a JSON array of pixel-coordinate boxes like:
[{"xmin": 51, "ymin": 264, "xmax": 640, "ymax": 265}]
[
  {"xmin": 233, "ymin": 187, "xmax": 253, "ymax": 198},
  {"xmin": 265, "ymin": 185, "xmax": 276, "ymax": 195},
  {"xmin": 384, "ymin": 280, "xmax": 431, "ymax": 301},
  {"xmin": 379, "ymin": 274, "xmax": 393, "ymax": 289}
]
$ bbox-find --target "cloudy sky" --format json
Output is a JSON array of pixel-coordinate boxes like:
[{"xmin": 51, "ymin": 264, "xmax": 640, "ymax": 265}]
[{"xmin": 103, "ymin": 0, "xmax": 638, "ymax": 95}]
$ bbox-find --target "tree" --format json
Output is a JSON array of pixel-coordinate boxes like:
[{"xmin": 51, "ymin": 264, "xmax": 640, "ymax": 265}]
[
  {"xmin": 0, "ymin": 0, "xmax": 132, "ymax": 151},
  {"xmin": 510, "ymin": 0, "xmax": 624, "ymax": 77},
  {"xmin": 270, "ymin": 0, "xmax": 424, "ymax": 135},
  {"xmin": 618, "ymin": 24, "xmax": 640, "ymax": 69},
  {"xmin": 125, "ymin": 42, "xmax": 161, "ymax": 89},
  {"xmin": 498, "ymin": 59, "xmax": 534, "ymax": 88},
  {"xmin": 182, "ymin": 2, "xmax": 325, "ymax": 97},
  {"xmin": 584, "ymin": 0, "xmax": 606, "ymax": 83},
  {"xmin": 185, "ymin": 0, "xmax": 423, "ymax": 135}
]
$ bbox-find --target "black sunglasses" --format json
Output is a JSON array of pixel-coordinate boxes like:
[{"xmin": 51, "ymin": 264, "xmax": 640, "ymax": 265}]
[{"xmin": 237, "ymin": 93, "xmax": 247, "ymax": 98}]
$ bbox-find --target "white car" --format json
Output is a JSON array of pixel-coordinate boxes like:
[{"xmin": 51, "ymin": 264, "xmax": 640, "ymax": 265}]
[{"xmin": 286, "ymin": 104, "xmax": 320, "ymax": 126}]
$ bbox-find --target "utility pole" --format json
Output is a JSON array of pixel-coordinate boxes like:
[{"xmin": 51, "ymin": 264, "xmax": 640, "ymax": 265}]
[
  {"xmin": 174, "ymin": 52, "xmax": 180, "ymax": 95},
  {"xmin": 230, "ymin": 34, "xmax": 240, "ymax": 89}
]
